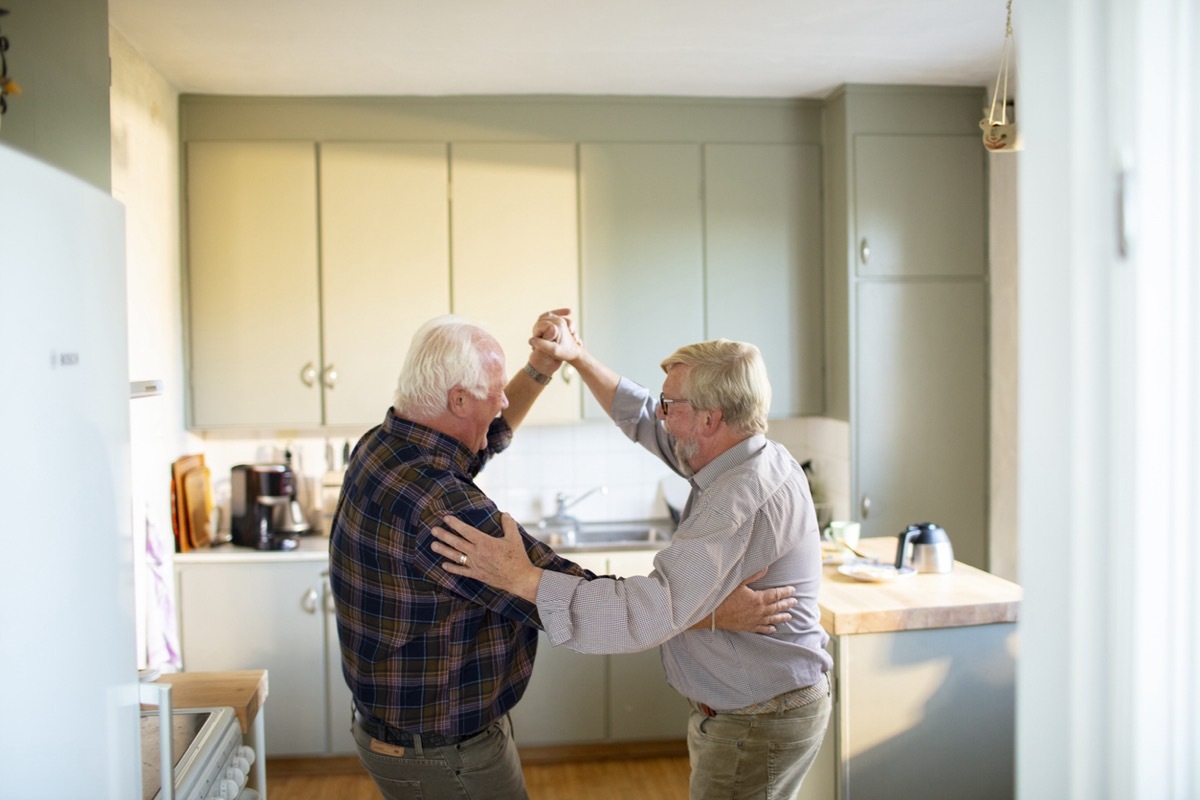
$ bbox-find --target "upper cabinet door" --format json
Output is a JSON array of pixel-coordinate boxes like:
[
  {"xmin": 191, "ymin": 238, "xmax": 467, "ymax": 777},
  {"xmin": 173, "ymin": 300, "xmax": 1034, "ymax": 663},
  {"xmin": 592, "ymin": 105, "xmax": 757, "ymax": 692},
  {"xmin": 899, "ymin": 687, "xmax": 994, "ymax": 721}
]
[
  {"xmin": 704, "ymin": 144, "xmax": 824, "ymax": 417},
  {"xmin": 855, "ymin": 280, "xmax": 987, "ymax": 565},
  {"xmin": 580, "ymin": 143, "xmax": 704, "ymax": 416},
  {"xmin": 450, "ymin": 143, "xmax": 581, "ymax": 424},
  {"xmin": 854, "ymin": 134, "xmax": 985, "ymax": 277},
  {"xmin": 186, "ymin": 141, "xmax": 321, "ymax": 428},
  {"xmin": 319, "ymin": 143, "xmax": 451, "ymax": 427}
]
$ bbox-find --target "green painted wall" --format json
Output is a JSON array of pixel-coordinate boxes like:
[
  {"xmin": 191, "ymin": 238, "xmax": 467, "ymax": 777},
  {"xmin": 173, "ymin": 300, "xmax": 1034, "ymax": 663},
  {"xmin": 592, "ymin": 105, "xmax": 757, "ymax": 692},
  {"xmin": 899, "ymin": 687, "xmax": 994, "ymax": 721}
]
[{"xmin": 0, "ymin": 0, "xmax": 111, "ymax": 190}]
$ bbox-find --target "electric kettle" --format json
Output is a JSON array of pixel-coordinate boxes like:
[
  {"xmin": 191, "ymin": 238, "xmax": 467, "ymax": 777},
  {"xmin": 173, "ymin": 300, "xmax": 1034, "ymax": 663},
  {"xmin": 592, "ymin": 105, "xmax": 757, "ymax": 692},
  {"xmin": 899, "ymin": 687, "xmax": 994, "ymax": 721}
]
[{"xmin": 893, "ymin": 522, "xmax": 954, "ymax": 573}]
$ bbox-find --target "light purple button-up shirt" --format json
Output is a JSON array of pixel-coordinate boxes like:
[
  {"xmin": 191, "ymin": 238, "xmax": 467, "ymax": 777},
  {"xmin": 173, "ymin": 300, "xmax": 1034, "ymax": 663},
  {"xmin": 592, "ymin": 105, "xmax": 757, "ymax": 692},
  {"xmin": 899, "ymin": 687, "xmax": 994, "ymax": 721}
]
[{"xmin": 536, "ymin": 378, "xmax": 832, "ymax": 710}]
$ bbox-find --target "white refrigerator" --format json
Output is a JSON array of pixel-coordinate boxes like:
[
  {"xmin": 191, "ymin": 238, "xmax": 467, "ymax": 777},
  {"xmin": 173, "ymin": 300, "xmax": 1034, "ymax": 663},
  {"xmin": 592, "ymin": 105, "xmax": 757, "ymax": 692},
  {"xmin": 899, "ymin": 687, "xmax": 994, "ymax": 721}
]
[{"xmin": 0, "ymin": 143, "xmax": 142, "ymax": 797}]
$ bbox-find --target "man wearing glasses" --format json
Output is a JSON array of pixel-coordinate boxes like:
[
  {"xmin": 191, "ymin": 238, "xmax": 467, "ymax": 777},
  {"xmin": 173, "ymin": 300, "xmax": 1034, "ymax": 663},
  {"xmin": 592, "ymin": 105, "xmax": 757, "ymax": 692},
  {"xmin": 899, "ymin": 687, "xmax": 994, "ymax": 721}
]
[{"xmin": 432, "ymin": 310, "xmax": 833, "ymax": 800}]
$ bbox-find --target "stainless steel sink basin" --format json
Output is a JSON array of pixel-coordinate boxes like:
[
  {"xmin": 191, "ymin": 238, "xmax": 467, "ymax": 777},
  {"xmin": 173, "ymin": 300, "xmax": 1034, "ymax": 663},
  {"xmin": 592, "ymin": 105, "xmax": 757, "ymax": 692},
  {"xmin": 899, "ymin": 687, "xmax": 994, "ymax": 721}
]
[{"xmin": 530, "ymin": 521, "xmax": 674, "ymax": 551}]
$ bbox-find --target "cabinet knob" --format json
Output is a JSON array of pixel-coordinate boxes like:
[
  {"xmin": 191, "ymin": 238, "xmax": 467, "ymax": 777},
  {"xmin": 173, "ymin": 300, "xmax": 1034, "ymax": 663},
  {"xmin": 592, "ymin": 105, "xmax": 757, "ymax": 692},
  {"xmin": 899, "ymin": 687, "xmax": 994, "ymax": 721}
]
[
  {"xmin": 560, "ymin": 363, "xmax": 576, "ymax": 385},
  {"xmin": 860, "ymin": 493, "xmax": 872, "ymax": 519},
  {"xmin": 859, "ymin": 238, "xmax": 871, "ymax": 265},
  {"xmin": 300, "ymin": 362, "xmax": 318, "ymax": 388},
  {"xmin": 322, "ymin": 574, "xmax": 336, "ymax": 614},
  {"xmin": 322, "ymin": 363, "xmax": 338, "ymax": 389}
]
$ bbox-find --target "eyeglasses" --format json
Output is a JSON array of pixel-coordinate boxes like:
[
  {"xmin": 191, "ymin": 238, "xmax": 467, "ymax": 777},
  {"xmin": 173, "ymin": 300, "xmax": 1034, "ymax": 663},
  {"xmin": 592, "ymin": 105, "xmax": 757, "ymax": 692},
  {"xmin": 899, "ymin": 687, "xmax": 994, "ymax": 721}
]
[{"xmin": 659, "ymin": 393, "xmax": 691, "ymax": 416}]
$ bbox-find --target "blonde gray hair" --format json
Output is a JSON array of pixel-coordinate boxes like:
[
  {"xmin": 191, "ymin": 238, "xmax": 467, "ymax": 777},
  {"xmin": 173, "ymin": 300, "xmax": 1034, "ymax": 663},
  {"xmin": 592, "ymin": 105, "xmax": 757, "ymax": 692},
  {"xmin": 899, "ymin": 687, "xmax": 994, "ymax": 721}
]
[
  {"xmin": 660, "ymin": 339, "xmax": 771, "ymax": 436},
  {"xmin": 393, "ymin": 315, "xmax": 500, "ymax": 419}
]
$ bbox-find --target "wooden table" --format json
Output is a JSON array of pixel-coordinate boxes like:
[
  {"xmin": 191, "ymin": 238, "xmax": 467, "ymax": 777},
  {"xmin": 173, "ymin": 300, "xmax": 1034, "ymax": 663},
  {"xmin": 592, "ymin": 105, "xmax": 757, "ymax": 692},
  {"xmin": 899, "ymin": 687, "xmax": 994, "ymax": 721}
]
[{"xmin": 152, "ymin": 670, "xmax": 269, "ymax": 798}]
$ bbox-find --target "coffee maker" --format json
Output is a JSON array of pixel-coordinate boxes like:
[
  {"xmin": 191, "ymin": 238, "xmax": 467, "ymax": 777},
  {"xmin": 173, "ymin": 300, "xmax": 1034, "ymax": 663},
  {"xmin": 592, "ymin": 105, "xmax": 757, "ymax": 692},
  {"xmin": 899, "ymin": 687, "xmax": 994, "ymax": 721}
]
[{"xmin": 230, "ymin": 464, "xmax": 311, "ymax": 550}]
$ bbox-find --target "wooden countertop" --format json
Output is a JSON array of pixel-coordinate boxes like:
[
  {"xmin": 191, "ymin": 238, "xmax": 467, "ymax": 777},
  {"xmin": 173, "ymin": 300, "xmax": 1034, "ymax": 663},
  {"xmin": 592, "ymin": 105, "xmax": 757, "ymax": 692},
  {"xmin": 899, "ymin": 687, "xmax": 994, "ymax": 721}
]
[
  {"xmin": 818, "ymin": 537, "xmax": 1022, "ymax": 635},
  {"xmin": 150, "ymin": 670, "xmax": 268, "ymax": 735}
]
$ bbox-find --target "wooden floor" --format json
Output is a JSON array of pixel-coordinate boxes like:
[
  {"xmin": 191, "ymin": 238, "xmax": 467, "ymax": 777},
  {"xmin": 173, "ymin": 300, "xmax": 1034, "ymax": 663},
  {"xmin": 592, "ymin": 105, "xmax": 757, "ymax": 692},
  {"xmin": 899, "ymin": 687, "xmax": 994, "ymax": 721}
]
[{"xmin": 266, "ymin": 754, "xmax": 691, "ymax": 800}]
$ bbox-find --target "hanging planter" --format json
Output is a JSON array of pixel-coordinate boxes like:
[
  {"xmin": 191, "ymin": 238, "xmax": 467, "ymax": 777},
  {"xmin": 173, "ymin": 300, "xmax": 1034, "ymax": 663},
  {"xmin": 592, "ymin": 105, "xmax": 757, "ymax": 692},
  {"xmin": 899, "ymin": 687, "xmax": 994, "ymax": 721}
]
[
  {"xmin": 980, "ymin": 0, "xmax": 1019, "ymax": 152},
  {"xmin": 0, "ymin": 7, "xmax": 21, "ymax": 128}
]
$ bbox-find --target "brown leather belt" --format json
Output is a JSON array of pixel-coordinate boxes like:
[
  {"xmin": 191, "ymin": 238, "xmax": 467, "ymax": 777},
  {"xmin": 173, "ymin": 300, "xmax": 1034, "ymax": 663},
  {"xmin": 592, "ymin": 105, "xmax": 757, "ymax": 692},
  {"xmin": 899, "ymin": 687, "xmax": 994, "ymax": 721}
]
[
  {"xmin": 695, "ymin": 673, "xmax": 828, "ymax": 717},
  {"xmin": 356, "ymin": 712, "xmax": 479, "ymax": 749}
]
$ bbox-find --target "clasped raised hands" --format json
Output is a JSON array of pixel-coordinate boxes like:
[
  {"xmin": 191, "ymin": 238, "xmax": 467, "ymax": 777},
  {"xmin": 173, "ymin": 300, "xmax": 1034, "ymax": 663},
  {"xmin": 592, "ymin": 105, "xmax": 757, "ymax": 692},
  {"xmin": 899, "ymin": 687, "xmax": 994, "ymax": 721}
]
[{"xmin": 531, "ymin": 307, "xmax": 583, "ymax": 363}]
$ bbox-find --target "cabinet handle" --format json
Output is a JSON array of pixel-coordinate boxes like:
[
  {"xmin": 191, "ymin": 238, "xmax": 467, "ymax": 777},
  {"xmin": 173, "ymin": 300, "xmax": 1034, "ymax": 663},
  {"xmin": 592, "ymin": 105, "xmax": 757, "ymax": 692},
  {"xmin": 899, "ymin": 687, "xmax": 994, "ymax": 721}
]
[
  {"xmin": 301, "ymin": 586, "xmax": 319, "ymax": 614},
  {"xmin": 560, "ymin": 364, "xmax": 576, "ymax": 385},
  {"xmin": 322, "ymin": 573, "xmax": 336, "ymax": 614},
  {"xmin": 860, "ymin": 493, "xmax": 871, "ymax": 519},
  {"xmin": 300, "ymin": 362, "xmax": 318, "ymax": 388},
  {"xmin": 322, "ymin": 363, "xmax": 338, "ymax": 389},
  {"xmin": 859, "ymin": 238, "xmax": 870, "ymax": 265}
]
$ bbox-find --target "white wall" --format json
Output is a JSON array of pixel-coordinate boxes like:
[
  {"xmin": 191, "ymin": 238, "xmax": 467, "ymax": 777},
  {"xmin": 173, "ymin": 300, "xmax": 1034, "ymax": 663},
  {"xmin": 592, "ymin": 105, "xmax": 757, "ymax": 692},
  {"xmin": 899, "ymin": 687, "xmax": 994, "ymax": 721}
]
[
  {"xmin": 109, "ymin": 27, "xmax": 195, "ymax": 670},
  {"xmin": 0, "ymin": 0, "xmax": 111, "ymax": 190},
  {"xmin": 988, "ymin": 154, "xmax": 1019, "ymax": 582},
  {"xmin": 1016, "ymin": 0, "xmax": 1200, "ymax": 797}
]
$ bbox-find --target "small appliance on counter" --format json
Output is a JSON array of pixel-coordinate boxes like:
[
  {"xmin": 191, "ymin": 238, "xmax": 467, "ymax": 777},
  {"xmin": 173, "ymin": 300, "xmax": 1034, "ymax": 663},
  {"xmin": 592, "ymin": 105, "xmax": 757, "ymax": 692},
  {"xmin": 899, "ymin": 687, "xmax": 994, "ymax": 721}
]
[
  {"xmin": 230, "ymin": 464, "xmax": 311, "ymax": 550},
  {"xmin": 893, "ymin": 521, "xmax": 955, "ymax": 573}
]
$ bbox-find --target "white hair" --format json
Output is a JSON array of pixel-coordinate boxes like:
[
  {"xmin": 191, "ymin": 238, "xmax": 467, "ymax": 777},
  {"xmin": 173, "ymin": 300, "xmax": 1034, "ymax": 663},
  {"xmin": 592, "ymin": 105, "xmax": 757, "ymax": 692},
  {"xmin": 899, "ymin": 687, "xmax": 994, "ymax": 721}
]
[
  {"xmin": 661, "ymin": 339, "xmax": 771, "ymax": 436},
  {"xmin": 392, "ymin": 315, "xmax": 500, "ymax": 419}
]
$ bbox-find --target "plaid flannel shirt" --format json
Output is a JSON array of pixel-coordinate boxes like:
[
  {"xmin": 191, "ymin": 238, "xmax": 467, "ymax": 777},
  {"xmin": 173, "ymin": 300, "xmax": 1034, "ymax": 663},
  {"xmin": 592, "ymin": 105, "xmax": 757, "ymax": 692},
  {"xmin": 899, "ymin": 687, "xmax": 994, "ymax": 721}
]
[{"xmin": 329, "ymin": 408, "xmax": 591, "ymax": 739}]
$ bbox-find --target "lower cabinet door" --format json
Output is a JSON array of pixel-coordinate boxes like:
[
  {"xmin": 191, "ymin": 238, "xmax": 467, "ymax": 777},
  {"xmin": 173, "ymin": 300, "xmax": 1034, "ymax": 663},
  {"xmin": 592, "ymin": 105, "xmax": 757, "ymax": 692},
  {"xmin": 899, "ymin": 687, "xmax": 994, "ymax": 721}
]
[
  {"xmin": 605, "ymin": 549, "xmax": 691, "ymax": 741},
  {"xmin": 509, "ymin": 630, "xmax": 608, "ymax": 746},
  {"xmin": 509, "ymin": 551, "xmax": 608, "ymax": 746},
  {"xmin": 324, "ymin": 574, "xmax": 357, "ymax": 755},
  {"xmin": 176, "ymin": 560, "xmax": 328, "ymax": 756},
  {"xmin": 609, "ymin": 649, "xmax": 691, "ymax": 741}
]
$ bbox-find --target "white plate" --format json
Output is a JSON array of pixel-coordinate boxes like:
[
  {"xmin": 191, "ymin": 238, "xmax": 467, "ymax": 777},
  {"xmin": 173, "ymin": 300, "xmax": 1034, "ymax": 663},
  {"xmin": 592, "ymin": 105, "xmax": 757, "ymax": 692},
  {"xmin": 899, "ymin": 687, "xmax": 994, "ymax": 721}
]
[{"xmin": 837, "ymin": 561, "xmax": 916, "ymax": 583}]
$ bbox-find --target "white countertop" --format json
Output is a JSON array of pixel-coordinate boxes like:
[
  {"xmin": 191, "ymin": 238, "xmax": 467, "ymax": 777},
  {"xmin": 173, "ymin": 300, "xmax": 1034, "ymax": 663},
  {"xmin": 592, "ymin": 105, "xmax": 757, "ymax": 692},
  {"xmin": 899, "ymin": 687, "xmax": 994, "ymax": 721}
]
[{"xmin": 175, "ymin": 534, "xmax": 332, "ymax": 563}]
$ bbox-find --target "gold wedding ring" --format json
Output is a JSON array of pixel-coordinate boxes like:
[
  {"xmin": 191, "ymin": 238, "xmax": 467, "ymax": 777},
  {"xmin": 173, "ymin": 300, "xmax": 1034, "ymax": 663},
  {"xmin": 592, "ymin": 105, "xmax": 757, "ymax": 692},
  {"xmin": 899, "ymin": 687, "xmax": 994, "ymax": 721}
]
[{"xmin": 458, "ymin": 553, "xmax": 469, "ymax": 566}]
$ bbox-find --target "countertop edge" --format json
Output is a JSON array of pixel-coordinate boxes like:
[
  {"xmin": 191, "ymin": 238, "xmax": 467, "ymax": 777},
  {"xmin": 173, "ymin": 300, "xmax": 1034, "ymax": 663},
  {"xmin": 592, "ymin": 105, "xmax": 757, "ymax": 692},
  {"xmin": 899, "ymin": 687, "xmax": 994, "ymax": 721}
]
[{"xmin": 151, "ymin": 669, "xmax": 269, "ymax": 735}]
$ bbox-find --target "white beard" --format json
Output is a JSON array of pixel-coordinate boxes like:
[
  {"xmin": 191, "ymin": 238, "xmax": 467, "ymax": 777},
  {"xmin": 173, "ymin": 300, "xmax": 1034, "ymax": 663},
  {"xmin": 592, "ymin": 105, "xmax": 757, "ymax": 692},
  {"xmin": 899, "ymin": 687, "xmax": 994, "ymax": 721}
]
[{"xmin": 673, "ymin": 435, "xmax": 699, "ymax": 478}]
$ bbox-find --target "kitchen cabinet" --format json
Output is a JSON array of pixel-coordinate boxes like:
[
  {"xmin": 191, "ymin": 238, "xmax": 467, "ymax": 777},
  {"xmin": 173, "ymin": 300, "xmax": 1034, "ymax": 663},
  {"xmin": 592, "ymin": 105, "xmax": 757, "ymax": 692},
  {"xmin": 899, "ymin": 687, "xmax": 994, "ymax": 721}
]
[
  {"xmin": 579, "ymin": 143, "xmax": 705, "ymax": 418},
  {"xmin": 183, "ymin": 100, "xmax": 826, "ymax": 430},
  {"xmin": 318, "ymin": 142, "xmax": 452, "ymax": 426},
  {"xmin": 823, "ymin": 85, "xmax": 989, "ymax": 567},
  {"xmin": 603, "ymin": 551, "xmax": 693, "ymax": 741},
  {"xmin": 450, "ymin": 143, "xmax": 581, "ymax": 423},
  {"xmin": 176, "ymin": 544, "xmax": 687, "ymax": 756},
  {"xmin": 175, "ymin": 555, "xmax": 333, "ymax": 756},
  {"xmin": 818, "ymin": 536, "xmax": 1020, "ymax": 800},
  {"xmin": 185, "ymin": 141, "xmax": 321, "ymax": 428},
  {"xmin": 579, "ymin": 141, "xmax": 822, "ymax": 419},
  {"xmin": 185, "ymin": 141, "xmax": 451, "ymax": 429},
  {"xmin": 704, "ymin": 143, "xmax": 825, "ymax": 417},
  {"xmin": 508, "ymin": 552, "xmax": 609, "ymax": 745},
  {"xmin": 508, "ymin": 548, "xmax": 692, "ymax": 747},
  {"xmin": 324, "ymin": 569, "xmax": 356, "ymax": 754}
]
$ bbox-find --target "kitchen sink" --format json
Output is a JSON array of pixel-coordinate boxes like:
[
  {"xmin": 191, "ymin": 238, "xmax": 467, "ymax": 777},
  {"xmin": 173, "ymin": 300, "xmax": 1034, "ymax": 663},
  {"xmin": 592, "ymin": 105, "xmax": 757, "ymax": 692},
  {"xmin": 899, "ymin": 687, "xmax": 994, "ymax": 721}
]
[{"xmin": 530, "ymin": 521, "xmax": 674, "ymax": 551}]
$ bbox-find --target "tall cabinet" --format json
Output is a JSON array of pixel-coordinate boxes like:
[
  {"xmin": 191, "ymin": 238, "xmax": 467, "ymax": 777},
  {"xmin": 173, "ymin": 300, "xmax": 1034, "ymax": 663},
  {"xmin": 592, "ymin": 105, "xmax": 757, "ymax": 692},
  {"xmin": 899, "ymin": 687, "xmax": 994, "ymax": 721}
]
[{"xmin": 824, "ymin": 86, "xmax": 989, "ymax": 568}]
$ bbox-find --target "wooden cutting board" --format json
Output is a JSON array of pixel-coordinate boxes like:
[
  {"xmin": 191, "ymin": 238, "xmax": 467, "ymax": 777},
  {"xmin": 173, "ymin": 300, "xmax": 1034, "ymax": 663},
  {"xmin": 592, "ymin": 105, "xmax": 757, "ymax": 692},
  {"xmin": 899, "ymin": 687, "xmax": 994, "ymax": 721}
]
[
  {"xmin": 170, "ymin": 454, "xmax": 205, "ymax": 552},
  {"xmin": 182, "ymin": 466, "xmax": 214, "ymax": 548}
]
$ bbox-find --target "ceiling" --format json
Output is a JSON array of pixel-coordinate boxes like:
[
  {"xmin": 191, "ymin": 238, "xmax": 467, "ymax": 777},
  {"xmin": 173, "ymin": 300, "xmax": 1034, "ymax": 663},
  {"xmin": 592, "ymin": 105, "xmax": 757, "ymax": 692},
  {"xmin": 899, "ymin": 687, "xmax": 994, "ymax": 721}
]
[{"xmin": 108, "ymin": 0, "xmax": 1011, "ymax": 99}]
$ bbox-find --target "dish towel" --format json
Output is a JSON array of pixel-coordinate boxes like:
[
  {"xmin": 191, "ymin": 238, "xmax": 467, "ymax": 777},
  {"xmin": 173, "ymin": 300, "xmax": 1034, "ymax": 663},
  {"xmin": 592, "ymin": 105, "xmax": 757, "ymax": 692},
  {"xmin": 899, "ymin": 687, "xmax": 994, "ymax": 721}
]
[{"xmin": 145, "ymin": 515, "xmax": 182, "ymax": 672}]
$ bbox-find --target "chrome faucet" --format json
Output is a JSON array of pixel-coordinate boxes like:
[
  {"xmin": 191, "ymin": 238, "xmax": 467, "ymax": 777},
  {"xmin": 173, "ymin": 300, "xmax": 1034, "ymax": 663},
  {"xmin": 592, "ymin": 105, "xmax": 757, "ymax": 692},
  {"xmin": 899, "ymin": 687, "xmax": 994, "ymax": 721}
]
[{"xmin": 538, "ymin": 485, "xmax": 608, "ymax": 538}]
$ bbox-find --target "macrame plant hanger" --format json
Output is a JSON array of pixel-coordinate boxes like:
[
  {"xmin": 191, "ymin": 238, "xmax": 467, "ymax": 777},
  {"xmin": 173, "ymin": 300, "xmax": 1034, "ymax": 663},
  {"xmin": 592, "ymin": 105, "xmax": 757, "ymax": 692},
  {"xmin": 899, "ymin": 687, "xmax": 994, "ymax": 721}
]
[{"xmin": 981, "ymin": 0, "xmax": 1018, "ymax": 151}]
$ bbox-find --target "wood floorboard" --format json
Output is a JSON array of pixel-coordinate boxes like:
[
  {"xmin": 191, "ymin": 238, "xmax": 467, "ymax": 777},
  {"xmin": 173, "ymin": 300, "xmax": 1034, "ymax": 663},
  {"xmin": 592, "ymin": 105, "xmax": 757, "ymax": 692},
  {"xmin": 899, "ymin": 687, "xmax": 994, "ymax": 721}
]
[{"xmin": 265, "ymin": 755, "xmax": 691, "ymax": 800}]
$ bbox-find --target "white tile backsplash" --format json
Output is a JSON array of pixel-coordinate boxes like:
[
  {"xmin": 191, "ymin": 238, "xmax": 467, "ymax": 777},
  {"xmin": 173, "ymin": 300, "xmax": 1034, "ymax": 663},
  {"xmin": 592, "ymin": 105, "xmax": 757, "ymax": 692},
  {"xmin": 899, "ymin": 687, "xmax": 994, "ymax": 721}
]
[{"xmin": 196, "ymin": 416, "xmax": 850, "ymax": 533}]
